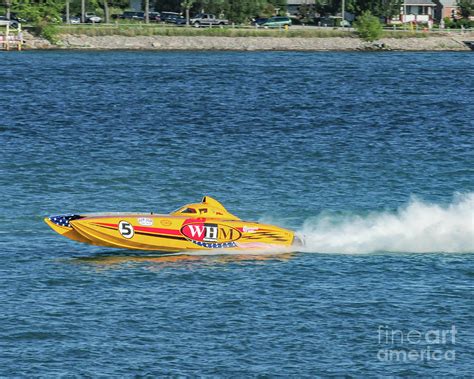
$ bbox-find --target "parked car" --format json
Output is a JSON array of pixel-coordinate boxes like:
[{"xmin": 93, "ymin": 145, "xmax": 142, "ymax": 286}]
[
  {"xmin": 252, "ymin": 17, "xmax": 268, "ymax": 26},
  {"xmin": 120, "ymin": 11, "xmax": 144, "ymax": 20},
  {"xmin": 160, "ymin": 12, "xmax": 181, "ymax": 23},
  {"xmin": 261, "ymin": 16, "xmax": 291, "ymax": 28},
  {"xmin": 62, "ymin": 15, "xmax": 81, "ymax": 24},
  {"xmin": 190, "ymin": 13, "xmax": 228, "ymax": 27},
  {"xmin": 174, "ymin": 16, "xmax": 186, "ymax": 25},
  {"xmin": 0, "ymin": 15, "xmax": 20, "ymax": 28},
  {"xmin": 10, "ymin": 13, "xmax": 28, "ymax": 23},
  {"xmin": 85, "ymin": 13, "xmax": 102, "ymax": 23},
  {"xmin": 315, "ymin": 16, "xmax": 346, "ymax": 27},
  {"xmin": 148, "ymin": 12, "xmax": 160, "ymax": 21},
  {"xmin": 167, "ymin": 16, "xmax": 186, "ymax": 26}
]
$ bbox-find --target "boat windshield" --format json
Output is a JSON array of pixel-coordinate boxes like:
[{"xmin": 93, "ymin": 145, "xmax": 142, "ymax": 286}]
[{"xmin": 179, "ymin": 207, "xmax": 197, "ymax": 214}]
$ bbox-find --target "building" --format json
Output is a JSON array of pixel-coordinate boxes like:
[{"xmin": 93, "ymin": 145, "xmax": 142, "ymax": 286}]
[
  {"xmin": 433, "ymin": 0, "xmax": 459, "ymax": 22},
  {"xmin": 287, "ymin": 0, "xmax": 316, "ymax": 17},
  {"xmin": 392, "ymin": 0, "xmax": 436, "ymax": 24}
]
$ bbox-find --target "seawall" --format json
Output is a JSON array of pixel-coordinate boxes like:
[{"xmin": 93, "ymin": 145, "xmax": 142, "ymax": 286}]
[{"xmin": 24, "ymin": 32, "xmax": 474, "ymax": 51}]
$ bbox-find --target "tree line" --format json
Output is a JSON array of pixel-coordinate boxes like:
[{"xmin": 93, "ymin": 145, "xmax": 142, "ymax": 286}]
[
  {"xmin": 2, "ymin": 0, "xmax": 473, "ymax": 24},
  {"xmin": 2, "ymin": 0, "xmax": 287, "ymax": 23}
]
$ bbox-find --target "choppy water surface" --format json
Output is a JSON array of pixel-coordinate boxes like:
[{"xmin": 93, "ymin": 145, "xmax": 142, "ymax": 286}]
[{"xmin": 0, "ymin": 51, "xmax": 473, "ymax": 376}]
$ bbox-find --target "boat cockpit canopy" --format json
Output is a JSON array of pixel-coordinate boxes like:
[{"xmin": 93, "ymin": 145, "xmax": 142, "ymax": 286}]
[{"xmin": 170, "ymin": 196, "xmax": 240, "ymax": 220}]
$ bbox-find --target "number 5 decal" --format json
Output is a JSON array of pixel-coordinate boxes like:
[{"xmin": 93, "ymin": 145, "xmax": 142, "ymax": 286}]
[{"xmin": 118, "ymin": 221, "xmax": 134, "ymax": 239}]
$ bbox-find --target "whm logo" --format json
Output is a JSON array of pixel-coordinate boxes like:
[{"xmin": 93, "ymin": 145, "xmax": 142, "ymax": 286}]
[{"xmin": 181, "ymin": 223, "xmax": 241, "ymax": 243}]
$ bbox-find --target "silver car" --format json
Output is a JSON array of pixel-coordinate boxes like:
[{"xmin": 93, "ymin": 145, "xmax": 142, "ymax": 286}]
[{"xmin": 85, "ymin": 13, "xmax": 102, "ymax": 23}]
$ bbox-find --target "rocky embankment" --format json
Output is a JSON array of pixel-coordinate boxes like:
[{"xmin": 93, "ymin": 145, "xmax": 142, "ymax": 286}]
[{"xmin": 23, "ymin": 31, "xmax": 474, "ymax": 51}]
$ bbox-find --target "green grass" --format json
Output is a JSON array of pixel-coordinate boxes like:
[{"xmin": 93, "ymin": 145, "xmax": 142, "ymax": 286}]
[
  {"xmin": 56, "ymin": 24, "xmax": 445, "ymax": 39},
  {"xmin": 57, "ymin": 24, "xmax": 356, "ymax": 38},
  {"xmin": 382, "ymin": 30, "xmax": 430, "ymax": 39}
]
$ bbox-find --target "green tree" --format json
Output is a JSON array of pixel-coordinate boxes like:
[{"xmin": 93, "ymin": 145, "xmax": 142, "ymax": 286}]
[
  {"xmin": 195, "ymin": 0, "xmax": 227, "ymax": 15},
  {"xmin": 3, "ymin": 0, "xmax": 291, "ymax": 25},
  {"xmin": 458, "ymin": 0, "xmax": 473, "ymax": 18},
  {"xmin": 8, "ymin": 0, "xmax": 63, "ymax": 22},
  {"xmin": 298, "ymin": 3, "xmax": 316, "ymax": 22},
  {"xmin": 103, "ymin": 0, "xmax": 110, "ymax": 23},
  {"xmin": 268, "ymin": 0, "xmax": 286, "ymax": 14},
  {"xmin": 354, "ymin": 10, "xmax": 383, "ymax": 41},
  {"xmin": 4, "ymin": 0, "xmax": 11, "ymax": 18},
  {"xmin": 181, "ymin": 0, "xmax": 194, "ymax": 25},
  {"xmin": 153, "ymin": 0, "xmax": 181, "ymax": 12},
  {"xmin": 225, "ymin": 0, "xmax": 262, "ymax": 23},
  {"xmin": 340, "ymin": 0, "xmax": 400, "ymax": 18}
]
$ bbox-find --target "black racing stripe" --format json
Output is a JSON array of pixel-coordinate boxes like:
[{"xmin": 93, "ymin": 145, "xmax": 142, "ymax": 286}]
[
  {"xmin": 241, "ymin": 235, "xmax": 288, "ymax": 242},
  {"xmin": 135, "ymin": 231, "xmax": 187, "ymax": 241}
]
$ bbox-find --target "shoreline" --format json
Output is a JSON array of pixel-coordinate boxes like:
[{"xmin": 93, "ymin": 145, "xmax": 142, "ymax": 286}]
[{"xmin": 24, "ymin": 32, "xmax": 474, "ymax": 52}]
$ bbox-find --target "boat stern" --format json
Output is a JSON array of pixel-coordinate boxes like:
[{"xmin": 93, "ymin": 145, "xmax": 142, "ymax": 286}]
[{"xmin": 292, "ymin": 233, "xmax": 305, "ymax": 250}]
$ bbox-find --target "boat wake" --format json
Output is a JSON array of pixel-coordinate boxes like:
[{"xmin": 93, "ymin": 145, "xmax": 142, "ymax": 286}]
[
  {"xmin": 72, "ymin": 193, "xmax": 474, "ymax": 259},
  {"xmin": 298, "ymin": 193, "xmax": 474, "ymax": 254}
]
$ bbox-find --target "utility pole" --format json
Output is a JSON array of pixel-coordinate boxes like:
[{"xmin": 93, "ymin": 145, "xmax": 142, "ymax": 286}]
[
  {"xmin": 145, "ymin": 0, "xmax": 149, "ymax": 23},
  {"xmin": 66, "ymin": 0, "xmax": 70, "ymax": 23},
  {"xmin": 81, "ymin": 0, "xmax": 85, "ymax": 23},
  {"xmin": 341, "ymin": 0, "xmax": 345, "ymax": 27},
  {"xmin": 5, "ymin": 0, "xmax": 11, "ymax": 19},
  {"xmin": 403, "ymin": 0, "xmax": 407, "ymax": 23}
]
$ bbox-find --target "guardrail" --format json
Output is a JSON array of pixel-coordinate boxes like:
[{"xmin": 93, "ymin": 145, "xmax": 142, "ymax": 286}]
[{"xmin": 55, "ymin": 22, "xmax": 473, "ymax": 32}]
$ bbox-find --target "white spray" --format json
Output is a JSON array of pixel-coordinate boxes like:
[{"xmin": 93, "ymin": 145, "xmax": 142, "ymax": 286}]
[{"xmin": 298, "ymin": 193, "xmax": 474, "ymax": 254}]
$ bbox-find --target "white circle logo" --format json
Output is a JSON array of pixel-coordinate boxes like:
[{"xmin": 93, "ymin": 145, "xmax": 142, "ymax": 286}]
[{"xmin": 118, "ymin": 221, "xmax": 134, "ymax": 239}]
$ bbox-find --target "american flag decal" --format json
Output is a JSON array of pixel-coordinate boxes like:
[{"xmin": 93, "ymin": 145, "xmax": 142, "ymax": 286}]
[{"xmin": 49, "ymin": 214, "xmax": 81, "ymax": 227}]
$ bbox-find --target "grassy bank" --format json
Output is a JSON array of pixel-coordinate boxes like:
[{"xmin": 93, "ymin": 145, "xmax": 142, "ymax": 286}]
[
  {"xmin": 56, "ymin": 24, "xmax": 431, "ymax": 39},
  {"xmin": 57, "ymin": 25, "xmax": 351, "ymax": 38},
  {"xmin": 57, "ymin": 24, "xmax": 431, "ymax": 38}
]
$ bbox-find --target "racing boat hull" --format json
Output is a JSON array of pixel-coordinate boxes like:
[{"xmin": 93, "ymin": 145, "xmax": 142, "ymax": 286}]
[{"xmin": 45, "ymin": 197, "xmax": 300, "ymax": 252}]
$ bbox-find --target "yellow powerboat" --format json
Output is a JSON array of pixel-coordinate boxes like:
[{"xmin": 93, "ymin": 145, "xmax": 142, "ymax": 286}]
[{"xmin": 44, "ymin": 196, "xmax": 301, "ymax": 252}]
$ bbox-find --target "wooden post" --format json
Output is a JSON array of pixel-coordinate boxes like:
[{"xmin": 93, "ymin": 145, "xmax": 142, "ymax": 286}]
[
  {"xmin": 5, "ymin": 23, "xmax": 9, "ymax": 51},
  {"xmin": 18, "ymin": 23, "xmax": 22, "ymax": 51}
]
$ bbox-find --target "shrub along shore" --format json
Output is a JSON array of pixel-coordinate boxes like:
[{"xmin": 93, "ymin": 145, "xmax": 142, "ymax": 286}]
[{"xmin": 23, "ymin": 25, "xmax": 474, "ymax": 51}]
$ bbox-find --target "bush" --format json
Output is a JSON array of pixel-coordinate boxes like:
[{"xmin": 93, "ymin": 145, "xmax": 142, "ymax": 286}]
[
  {"xmin": 453, "ymin": 18, "xmax": 474, "ymax": 29},
  {"xmin": 443, "ymin": 17, "xmax": 455, "ymax": 28},
  {"xmin": 354, "ymin": 11, "xmax": 383, "ymax": 41},
  {"xmin": 33, "ymin": 21, "xmax": 59, "ymax": 44},
  {"xmin": 442, "ymin": 17, "xmax": 474, "ymax": 29}
]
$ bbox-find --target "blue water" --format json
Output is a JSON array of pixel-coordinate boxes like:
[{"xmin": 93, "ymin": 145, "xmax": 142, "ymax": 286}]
[{"xmin": 1, "ymin": 51, "xmax": 473, "ymax": 376}]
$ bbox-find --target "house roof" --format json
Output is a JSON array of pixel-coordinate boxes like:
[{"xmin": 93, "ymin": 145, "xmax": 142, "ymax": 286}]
[
  {"xmin": 403, "ymin": 0, "xmax": 436, "ymax": 5},
  {"xmin": 436, "ymin": 0, "xmax": 457, "ymax": 6}
]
